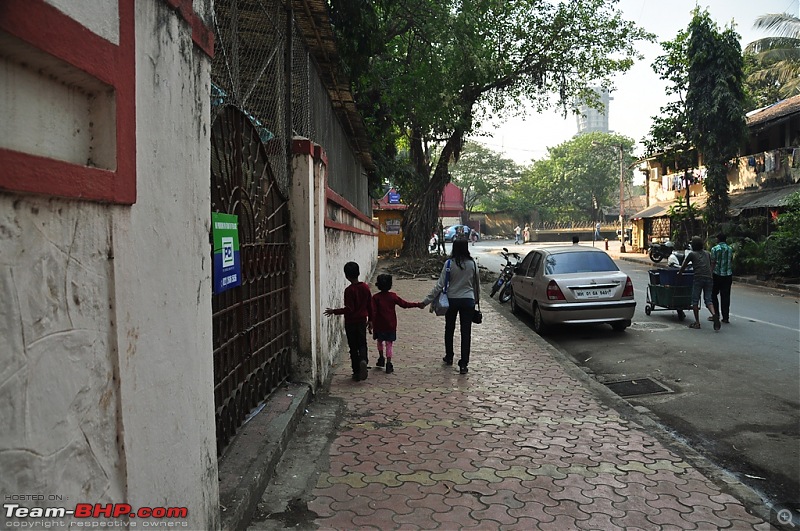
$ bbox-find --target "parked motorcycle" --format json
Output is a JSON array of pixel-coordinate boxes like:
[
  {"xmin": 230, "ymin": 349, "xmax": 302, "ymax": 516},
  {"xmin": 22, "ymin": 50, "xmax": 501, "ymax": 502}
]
[
  {"xmin": 490, "ymin": 248, "xmax": 522, "ymax": 303},
  {"xmin": 648, "ymin": 240, "xmax": 674, "ymax": 263}
]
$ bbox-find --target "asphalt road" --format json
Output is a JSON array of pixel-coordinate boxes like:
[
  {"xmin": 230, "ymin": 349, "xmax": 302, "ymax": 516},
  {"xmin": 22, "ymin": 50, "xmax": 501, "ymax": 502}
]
[{"xmin": 471, "ymin": 239, "xmax": 800, "ymax": 507}]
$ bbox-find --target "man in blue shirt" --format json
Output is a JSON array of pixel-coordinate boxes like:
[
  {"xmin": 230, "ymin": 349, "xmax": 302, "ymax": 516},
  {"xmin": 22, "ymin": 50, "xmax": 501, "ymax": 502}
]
[{"xmin": 710, "ymin": 233, "xmax": 734, "ymax": 324}]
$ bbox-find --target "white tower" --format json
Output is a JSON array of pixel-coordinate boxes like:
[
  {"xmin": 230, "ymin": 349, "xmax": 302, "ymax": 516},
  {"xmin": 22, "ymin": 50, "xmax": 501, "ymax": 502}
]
[{"xmin": 576, "ymin": 88, "xmax": 611, "ymax": 134}]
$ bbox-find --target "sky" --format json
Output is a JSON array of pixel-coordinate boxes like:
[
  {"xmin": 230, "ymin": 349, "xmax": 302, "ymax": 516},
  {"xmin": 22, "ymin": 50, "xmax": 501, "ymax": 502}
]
[{"xmin": 469, "ymin": 0, "xmax": 800, "ymax": 165}]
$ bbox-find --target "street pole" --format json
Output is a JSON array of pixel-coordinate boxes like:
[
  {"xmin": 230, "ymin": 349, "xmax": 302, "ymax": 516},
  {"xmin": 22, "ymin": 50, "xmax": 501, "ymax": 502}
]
[{"xmin": 619, "ymin": 146, "xmax": 626, "ymax": 253}]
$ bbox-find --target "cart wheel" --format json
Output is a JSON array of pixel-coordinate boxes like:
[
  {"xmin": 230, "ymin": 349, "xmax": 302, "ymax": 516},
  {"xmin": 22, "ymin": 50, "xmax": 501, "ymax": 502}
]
[
  {"xmin": 677, "ymin": 309, "xmax": 686, "ymax": 321},
  {"xmin": 645, "ymin": 305, "xmax": 652, "ymax": 316}
]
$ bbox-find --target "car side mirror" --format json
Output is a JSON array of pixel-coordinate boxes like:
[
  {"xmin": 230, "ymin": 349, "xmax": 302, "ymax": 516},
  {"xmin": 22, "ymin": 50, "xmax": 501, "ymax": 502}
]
[{"xmin": 514, "ymin": 266, "xmax": 524, "ymax": 274}]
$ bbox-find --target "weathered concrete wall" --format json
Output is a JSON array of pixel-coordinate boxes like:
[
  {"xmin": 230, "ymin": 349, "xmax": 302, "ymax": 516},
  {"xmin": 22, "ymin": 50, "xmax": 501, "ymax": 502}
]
[
  {"xmin": 321, "ymin": 228, "xmax": 378, "ymax": 380},
  {"xmin": 290, "ymin": 140, "xmax": 378, "ymax": 388},
  {"xmin": 0, "ymin": 1, "xmax": 218, "ymax": 528},
  {"xmin": 111, "ymin": 2, "xmax": 218, "ymax": 527},
  {"xmin": 0, "ymin": 195, "xmax": 124, "ymax": 509}
]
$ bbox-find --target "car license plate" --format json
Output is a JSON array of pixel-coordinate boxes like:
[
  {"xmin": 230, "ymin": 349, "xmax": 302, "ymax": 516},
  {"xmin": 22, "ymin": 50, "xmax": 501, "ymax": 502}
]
[{"xmin": 573, "ymin": 288, "xmax": 613, "ymax": 300}]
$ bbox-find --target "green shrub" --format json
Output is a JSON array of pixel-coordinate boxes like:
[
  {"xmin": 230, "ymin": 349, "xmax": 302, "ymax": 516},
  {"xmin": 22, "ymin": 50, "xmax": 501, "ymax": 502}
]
[
  {"xmin": 767, "ymin": 191, "xmax": 800, "ymax": 278},
  {"xmin": 731, "ymin": 238, "xmax": 766, "ymax": 275}
]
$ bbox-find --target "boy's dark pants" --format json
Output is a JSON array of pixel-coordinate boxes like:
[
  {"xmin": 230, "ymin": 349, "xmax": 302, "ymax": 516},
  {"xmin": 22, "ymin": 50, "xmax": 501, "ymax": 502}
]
[{"xmin": 344, "ymin": 322, "xmax": 368, "ymax": 373}]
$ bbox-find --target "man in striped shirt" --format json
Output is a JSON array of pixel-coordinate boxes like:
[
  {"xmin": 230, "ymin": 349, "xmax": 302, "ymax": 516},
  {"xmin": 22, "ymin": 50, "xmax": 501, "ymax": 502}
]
[{"xmin": 710, "ymin": 233, "xmax": 734, "ymax": 324}]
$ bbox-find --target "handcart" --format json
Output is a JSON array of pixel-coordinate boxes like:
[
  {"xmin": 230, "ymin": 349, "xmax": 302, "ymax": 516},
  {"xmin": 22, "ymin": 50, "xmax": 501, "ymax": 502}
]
[{"xmin": 644, "ymin": 269, "xmax": 693, "ymax": 321}]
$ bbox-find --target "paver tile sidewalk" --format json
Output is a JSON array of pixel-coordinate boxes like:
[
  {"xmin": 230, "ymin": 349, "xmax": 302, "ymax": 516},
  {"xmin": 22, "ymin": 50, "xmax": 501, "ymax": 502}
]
[{"xmin": 308, "ymin": 276, "xmax": 768, "ymax": 530}]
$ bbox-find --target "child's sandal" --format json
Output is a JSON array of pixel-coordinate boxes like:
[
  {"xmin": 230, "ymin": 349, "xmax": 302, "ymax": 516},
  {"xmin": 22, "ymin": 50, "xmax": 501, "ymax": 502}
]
[{"xmin": 688, "ymin": 322, "xmax": 701, "ymax": 329}]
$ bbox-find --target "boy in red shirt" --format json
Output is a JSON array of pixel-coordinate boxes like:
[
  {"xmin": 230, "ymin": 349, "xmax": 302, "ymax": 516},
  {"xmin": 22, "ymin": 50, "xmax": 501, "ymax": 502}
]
[
  {"xmin": 324, "ymin": 262, "xmax": 373, "ymax": 381},
  {"xmin": 371, "ymin": 274, "xmax": 424, "ymax": 374}
]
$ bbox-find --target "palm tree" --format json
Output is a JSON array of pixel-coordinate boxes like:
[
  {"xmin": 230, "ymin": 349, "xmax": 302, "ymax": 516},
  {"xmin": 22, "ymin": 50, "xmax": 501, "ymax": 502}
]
[{"xmin": 745, "ymin": 13, "xmax": 800, "ymax": 99}]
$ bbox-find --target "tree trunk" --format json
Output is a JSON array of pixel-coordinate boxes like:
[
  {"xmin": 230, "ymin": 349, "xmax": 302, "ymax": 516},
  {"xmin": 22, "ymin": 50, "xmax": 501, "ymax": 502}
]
[
  {"xmin": 704, "ymin": 158, "xmax": 729, "ymax": 228},
  {"xmin": 401, "ymin": 130, "xmax": 464, "ymax": 258}
]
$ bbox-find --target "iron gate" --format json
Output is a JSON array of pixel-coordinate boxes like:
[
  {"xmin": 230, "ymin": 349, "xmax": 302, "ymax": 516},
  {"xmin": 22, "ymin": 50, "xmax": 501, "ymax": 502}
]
[{"xmin": 211, "ymin": 105, "xmax": 291, "ymax": 454}]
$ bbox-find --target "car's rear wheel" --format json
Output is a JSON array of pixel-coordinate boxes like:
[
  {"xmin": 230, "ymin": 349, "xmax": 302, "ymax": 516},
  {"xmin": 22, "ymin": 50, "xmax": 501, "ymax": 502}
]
[
  {"xmin": 532, "ymin": 303, "xmax": 548, "ymax": 335},
  {"xmin": 611, "ymin": 320, "xmax": 631, "ymax": 332}
]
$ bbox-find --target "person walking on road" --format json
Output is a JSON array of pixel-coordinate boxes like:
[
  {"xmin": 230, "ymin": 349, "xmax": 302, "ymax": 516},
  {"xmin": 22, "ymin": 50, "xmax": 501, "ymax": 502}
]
[
  {"xmin": 324, "ymin": 262, "xmax": 373, "ymax": 381},
  {"xmin": 679, "ymin": 236, "xmax": 720, "ymax": 331},
  {"xmin": 371, "ymin": 274, "xmax": 424, "ymax": 374},
  {"xmin": 523, "ymin": 224, "xmax": 530, "ymax": 243},
  {"xmin": 514, "ymin": 225, "xmax": 521, "ymax": 244},
  {"xmin": 422, "ymin": 240, "xmax": 480, "ymax": 374},
  {"xmin": 709, "ymin": 232, "xmax": 733, "ymax": 324},
  {"xmin": 436, "ymin": 221, "xmax": 446, "ymax": 255},
  {"xmin": 595, "ymin": 222, "xmax": 601, "ymax": 241}
]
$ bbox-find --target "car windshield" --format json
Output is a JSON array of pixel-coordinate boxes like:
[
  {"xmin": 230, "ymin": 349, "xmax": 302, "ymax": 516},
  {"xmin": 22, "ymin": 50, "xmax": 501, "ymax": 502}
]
[{"xmin": 544, "ymin": 252, "xmax": 619, "ymax": 275}]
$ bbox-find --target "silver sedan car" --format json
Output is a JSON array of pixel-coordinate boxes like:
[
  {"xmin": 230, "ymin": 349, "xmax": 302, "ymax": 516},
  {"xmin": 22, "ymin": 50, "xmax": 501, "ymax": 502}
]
[{"xmin": 509, "ymin": 246, "xmax": 636, "ymax": 334}]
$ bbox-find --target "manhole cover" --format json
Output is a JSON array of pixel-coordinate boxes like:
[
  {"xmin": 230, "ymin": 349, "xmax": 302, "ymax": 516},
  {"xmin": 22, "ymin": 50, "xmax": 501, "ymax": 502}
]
[{"xmin": 604, "ymin": 377, "xmax": 672, "ymax": 397}]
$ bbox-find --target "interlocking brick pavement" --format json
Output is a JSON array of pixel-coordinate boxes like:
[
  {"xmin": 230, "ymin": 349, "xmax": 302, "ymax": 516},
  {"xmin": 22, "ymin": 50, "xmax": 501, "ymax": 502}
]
[{"xmin": 308, "ymin": 276, "xmax": 769, "ymax": 530}]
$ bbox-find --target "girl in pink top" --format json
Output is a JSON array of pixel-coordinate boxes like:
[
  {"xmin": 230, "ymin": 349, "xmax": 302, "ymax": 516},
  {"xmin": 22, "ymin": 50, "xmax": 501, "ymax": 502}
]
[{"xmin": 371, "ymin": 274, "xmax": 423, "ymax": 374}]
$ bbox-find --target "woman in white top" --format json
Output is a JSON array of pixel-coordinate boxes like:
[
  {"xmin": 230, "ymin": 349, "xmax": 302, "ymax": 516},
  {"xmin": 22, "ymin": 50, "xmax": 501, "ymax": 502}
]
[{"xmin": 422, "ymin": 240, "xmax": 480, "ymax": 374}]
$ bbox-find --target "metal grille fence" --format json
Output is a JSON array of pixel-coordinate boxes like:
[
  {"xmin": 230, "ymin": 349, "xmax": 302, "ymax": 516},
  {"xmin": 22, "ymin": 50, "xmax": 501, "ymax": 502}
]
[
  {"xmin": 210, "ymin": 0, "xmax": 372, "ymax": 454},
  {"xmin": 210, "ymin": 105, "xmax": 291, "ymax": 455},
  {"xmin": 212, "ymin": 0, "xmax": 370, "ymax": 212}
]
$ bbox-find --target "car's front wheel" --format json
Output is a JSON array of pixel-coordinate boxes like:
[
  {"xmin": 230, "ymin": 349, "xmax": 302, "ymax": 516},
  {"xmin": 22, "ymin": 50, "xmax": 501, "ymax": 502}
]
[{"xmin": 532, "ymin": 303, "xmax": 548, "ymax": 335}]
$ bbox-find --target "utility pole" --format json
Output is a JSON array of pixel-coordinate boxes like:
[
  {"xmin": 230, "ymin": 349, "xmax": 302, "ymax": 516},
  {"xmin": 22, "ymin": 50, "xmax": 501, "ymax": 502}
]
[{"xmin": 618, "ymin": 145, "xmax": 626, "ymax": 253}]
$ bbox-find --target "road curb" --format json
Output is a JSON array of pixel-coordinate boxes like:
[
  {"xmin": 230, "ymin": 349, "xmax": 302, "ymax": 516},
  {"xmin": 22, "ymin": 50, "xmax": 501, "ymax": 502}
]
[{"xmin": 217, "ymin": 381, "xmax": 312, "ymax": 531}]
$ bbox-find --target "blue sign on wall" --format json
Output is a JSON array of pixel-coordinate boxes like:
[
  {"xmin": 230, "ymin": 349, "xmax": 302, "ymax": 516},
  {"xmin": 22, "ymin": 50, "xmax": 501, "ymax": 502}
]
[
  {"xmin": 388, "ymin": 191, "xmax": 400, "ymax": 204},
  {"xmin": 212, "ymin": 212, "xmax": 242, "ymax": 294}
]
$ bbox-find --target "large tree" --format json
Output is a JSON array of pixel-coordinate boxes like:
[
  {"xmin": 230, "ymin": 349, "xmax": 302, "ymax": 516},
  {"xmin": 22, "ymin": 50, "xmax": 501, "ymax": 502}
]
[
  {"xmin": 643, "ymin": 28, "xmax": 699, "ymax": 210},
  {"xmin": 744, "ymin": 13, "xmax": 800, "ymax": 100},
  {"xmin": 514, "ymin": 132, "xmax": 634, "ymax": 222},
  {"xmin": 330, "ymin": 0, "xmax": 651, "ymax": 256},
  {"xmin": 742, "ymin": 51, "xmax": 784, "ymax": 111},
  {"xmin": 448, "ymin": 142, "xmax": 523, "ymax": 214},
  {"xmin": 685, "ymin": 9, "xmax": 748, "ymax": 227}
]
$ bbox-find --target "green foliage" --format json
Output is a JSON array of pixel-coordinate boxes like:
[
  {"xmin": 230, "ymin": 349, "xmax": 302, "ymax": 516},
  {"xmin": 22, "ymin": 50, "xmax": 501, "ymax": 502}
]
[
  {"xmin": 731, "ymin": 238, "xmax": 767, "ymax": 275},
  {"xmin": 512, "ymin": 132, "xmax": 635, "ymax": 222},
  {"xmin": 645, "ymin": 9, "xmax": 748, "ymax": 229},
  {"xmin": 448, "ymin": 142, "xmax": 524, "ymax": 213},
  {"xmin": 727, "ymin": 193, "xmax": 800, "ymax": 278},
  {"xmin": 742, "ymin": 51, "xmax": 784, "ymax": 111},
  {"xmin": 643, "ymin": 29, "xmax": 699, "ymax": 173},
  {"xmin": 685, "ymin": 9, "xmax": 748, "ymax": 228},
  {"xmin": 728, "ymin": 214, "xmax": 771, "ymax": 240},
  {"xmin": 328, "ymin": 0, "xmax": 652, "ymax": 256},
  {"xmin": 766, "ymin": 191, "xmax": 800, "ymax": 277},
  {"xmin": 666, "ymin": 196, "xmax": 701, "ymax": 245},
  {"xmin": 744, "ymin": 13, "xmax": 800, "ymax": 100}
]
